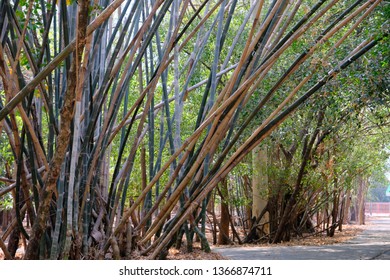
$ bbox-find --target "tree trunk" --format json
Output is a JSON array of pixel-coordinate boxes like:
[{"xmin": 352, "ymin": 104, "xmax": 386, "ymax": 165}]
[
  {"xmin": 218, "ymin": 179, "xmax": 230, "ymax": 245},
  {"xmin": 357, "ymin": 176, "xmax": 367, "ymax": 225},
  {"xmin": 328, "ymin": 190, "xmax": 339, "ymax": 237},
  {"xmin": 6, "ymin": 227, "xmax": 20, "ymax": 259},
  {"xmin": 208, "ymin": 194, "xmax": 218, "ymax": 245},
  {"xmin": 342, "ymin": 189, "xmax": 351, "ymax": 224},
  {"xmin": 1, "ymin": 210, "xmax": 10, "ymax": 232},
  {"xmin": 252, "ymin": 146, "xmax": 270, "ymax": 238}
]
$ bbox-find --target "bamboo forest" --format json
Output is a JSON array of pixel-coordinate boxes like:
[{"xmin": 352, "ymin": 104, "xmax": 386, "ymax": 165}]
[{"xmin": 0, "ymin": 0, "xmax": 389, "ymax": 260}]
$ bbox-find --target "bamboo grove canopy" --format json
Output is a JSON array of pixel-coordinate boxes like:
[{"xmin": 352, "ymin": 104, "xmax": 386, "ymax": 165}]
[{"xmin": 0, "ymin": 0, "xmax": 389, "ymax": 259}]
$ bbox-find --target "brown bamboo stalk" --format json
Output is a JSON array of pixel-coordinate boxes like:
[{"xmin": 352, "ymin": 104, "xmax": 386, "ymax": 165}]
[
  {"xmin": 148, "ymin": 6, "xmax": 383, "ymax": 258},
  {"xmin": 105, "ymin": 0, "xmax": 192, "ymax": 235},
  {"xmin": 246, "ymin": 0, "xmax": 288, "ymax": 72},
  {"xmin": 108, "ymin": 5, "xmax": 287, "ymax": 234},
  {"xmin": 24, "ymin": 0, "xmax": 90, "ymax": 259},
  {"xmin": 79, "ymin": 0, "xmax": 163, "ymax": 228},
  {"xmin": 0, "ymin": 235, "xmax": 13, "ymax": 260},
  {"xmin": 143, "ymin": 4, "xmax": 276, "ymax": 212},
  {"xmin": 10, "ymin": 0, "xmax": 34, "ymax": 74},
  {"xmin": 0, "ymin": 166, "xmax": 45, "ymax": 197},
  {"xmin": 107, "ymin": 1, "xmax": 226, "ymax": 144},
  {"xmin": 0, "ymin": 0, "xmax": 133, "ymax": 122},
  {"xmin": 329, "ymin": 0, "xmax": 381, "ymax": 53},
  {"xmin": 264, "ymin": 0, "xmax": 299, "ymax": 55},
  {"xmin": 112, "ymin": 0, "xmax": 383, "ymax": 253},
  {"xmin": 0, "ymin": 45, "xmax": 49, "ymax": 172}
]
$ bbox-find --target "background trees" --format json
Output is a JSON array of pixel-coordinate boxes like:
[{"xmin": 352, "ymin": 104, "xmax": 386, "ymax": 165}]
[{"xmin": 0, "ymin": 0, "xmax": 389, "ymax": 259}]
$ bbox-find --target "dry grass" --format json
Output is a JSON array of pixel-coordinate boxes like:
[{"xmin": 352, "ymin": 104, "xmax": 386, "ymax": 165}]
[{"xmin": 167, "ymin": 246, "xmax": 228, "ymax": 260}]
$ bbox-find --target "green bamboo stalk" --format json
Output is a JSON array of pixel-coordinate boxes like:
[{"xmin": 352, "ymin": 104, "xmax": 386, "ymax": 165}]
[
  {"xmin": 106, "ymin": 0, "xmax": 188, "ymax": 235},
  {"xmin": 49, "ymin": 162, "xmax": 66, "ymax": 259},
  {"xmin": 222, "ymin": 0, "xmax": 370, "ymax": 158},
  {"xmin": 147, "ymin": 28, "xmax": 387, "ymax": 262},
  {"xmin": 0, "ymin": 0, "xmax": 131, "ymax": 122}
]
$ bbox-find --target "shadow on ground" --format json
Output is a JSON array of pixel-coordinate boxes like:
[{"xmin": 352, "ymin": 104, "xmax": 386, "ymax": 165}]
[{"xmin": 213, "ymin": 217, "xmax": 390, "ymax": 260}]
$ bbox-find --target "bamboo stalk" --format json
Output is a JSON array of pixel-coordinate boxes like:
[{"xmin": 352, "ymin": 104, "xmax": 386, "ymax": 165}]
[
  {"xmin": 0, "ymin": 0, "xmax": 131, "ymax": 121},
  {"xmin": 0, "ymin": 235, "xmax": 13, "ymax": 260},
  {"xmin": 148, "ymin": 34, "xmax": 385, "ymax": 259}
]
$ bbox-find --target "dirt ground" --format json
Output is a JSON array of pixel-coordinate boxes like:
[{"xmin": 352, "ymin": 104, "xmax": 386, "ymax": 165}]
[
  {"xmin": 167, "ymin": 223, "xmax": 365, "ymax": 260},
  {"xmin": 0, "ymin": 223, "xmax": 365, "ymax": 260},
  {"xmin": 214, "ymin": 217, "xmax": 390, "ymax": 260}
]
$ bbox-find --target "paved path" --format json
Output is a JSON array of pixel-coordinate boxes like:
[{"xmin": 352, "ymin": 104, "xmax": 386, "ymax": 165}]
[{"xmin": 213, "ymin": 217, "xmax": 390, "ymax": 260}]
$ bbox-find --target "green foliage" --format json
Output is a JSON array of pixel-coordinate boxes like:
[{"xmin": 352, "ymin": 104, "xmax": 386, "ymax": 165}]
[{"xmin": 0, "ymin": 193, "xmax": 13, "ymax": 211}]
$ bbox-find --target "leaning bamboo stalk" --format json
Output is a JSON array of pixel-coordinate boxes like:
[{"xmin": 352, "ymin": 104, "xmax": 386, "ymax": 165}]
[
  {"xmin": 220, "ymin": 6, "xmax": 256, "ymax": 75},
  {"xmin": 0, "ymin": 56, "xmax": 37, "ymax": 226},
  {"xmin": 140, "ymin": 84, "xmax": 255, "ymax": 243},
  {"xmin": 0, "ymin": 166, "xmax": 45, "ymax": 197},
  {"xmin": 6, "ymin": 3, "xmax": 59, "ymax": 135},
  {"xmin": 108, "ymin": 1, "xmax": 225, "ymax": 159},
  {"xmin": 264, "ymin": 0, "xmax": 300, "ymax": 55},
  {"xmin": 213, "ymin": 0, "xmax": 341, "ymax": 115},
  {"xmin": 135, "ymin": 132, "xmax": 200, "ymax": 234},
  {"xmin": 78, "ymin": 3, "xmax": 141, "ymax": 125},
  {"xmin": 205, "ymin": 0, "xmax": 228, "ymax": 109},
  {"xmin": 194, "ymin": 66, "xmax": 274, "ymax": 168},
  {"xmin": 210, "ymin": 62, "xmax": 273, "ymax": 142},
  {"xmin": 106, "ymin": 0, "xmax": 384, "ymax": 253},
  {"xmin": 247, "ymin": 0, "xmax": 289, "ymax": 73},
  {"xmin": 148, "ymin": 33, "xmax": 385, "ymax": 259},
  {"xmin": 0, "ymin": 45, "xmax": 49, "ymax": 172},
  {"xmin": 134, "ymin": 0, "xmax": 237, "ymax": 134},
  {"xmin": 188, "ymin": 66, "xmax": 270, "ymax": 192},
  {"xmin": 120, "ymin": 1, "xmax": 189, "ymax": 199},
  {"xmin": 230, "ymin": 0, "xmax": 371, "ymax": 141},
  {"xmin": 329, "ymin": 0, "xmax": 382, "ymax": 53},
  {"xmin": 107, "ymin": 0, "xmax": 191, "ymax": 230},
  {"xmin": 188, "ymin": 5, "xmax": 277, "ymax": 151},
  {"xmin": 0, "ymin": 108, "xmax": 17, "ymax": 159},
  {"xmin": 0, "ymin": 0, "xmax": 130, "ymax": 121},
  {"xmin": 112, "ymin": 57, "xmax": 274, "ymax": 243},
  {"xmin": 273, "ymin": 0, "xmax": 303, "ymax": 45},
  {"xmin": 24, "ymin": 0, "xmax": 90, "ymax": 259},
  {"xmin": 114, "ymin": 100, "xmax": 241, "ymax": 244},
  {"xmin": 224, "ymin": 0, "xmax": 373, "ymax": 154},
  {"xmin": 36, "ymin": 0, "xmax": 56, "ymax": 68},
  {"xmin": 140, "ymin": 142, "xmax": 221, "ymax": 242},
  {"xmin": 261, "ymin": 0, "xmax": 328, "ymax": 65},
  {"xmin": 0, "ymin": 177, "xmax": 14, "ymax": 184},
  {"xmin": 142, "ymin": 1, "xmax": 218, "ymax": 185},
  {"xmin": 108, "ymin": 130, "xmax": 199, "ymax": 245},
  {"xmin": 0, "ymin": 235, "xmax": 13, "ymax": 260},
  {"xmin": 216, "ymin": 0, "xmax": 265, "ymax": 105},
  {"xmin": 9, "ymin": 0, "xmax": 34, "ymax": 74},
  {"xmin": 223, "ymin": 38, "xmax": 385, "ymax": 184},
  {"xmin": 161, "ymin": 0, "xmax": 224, "ymax": 72},
  {"xmin": 1, "ymin": 203, "xmax": 27, "ymax": 242},
  {"xmin": 163, "ymin": 5, "xmax": 272, "ymax": 179},
  {"xmin": 216, "ymin": 77, "xmax": 339, "ymax": 193},
  {"xmin": 173, "ymin": 0, "xmax": 187, "ymax": 153},
  {"xmin": 79, "ymin": 1, "xmax": 162, "ymax": 228},
  {"xmin": 15, "ymin": 105, "xmax": 49, "ymax": 173}
]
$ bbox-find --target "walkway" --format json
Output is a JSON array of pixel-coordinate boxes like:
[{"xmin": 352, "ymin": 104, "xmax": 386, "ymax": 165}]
[{"xmin": 213, "ymin": 217, "xmax": 390, "ymax": 260}]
